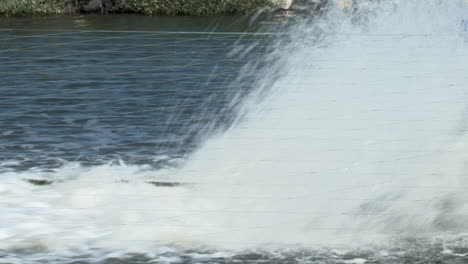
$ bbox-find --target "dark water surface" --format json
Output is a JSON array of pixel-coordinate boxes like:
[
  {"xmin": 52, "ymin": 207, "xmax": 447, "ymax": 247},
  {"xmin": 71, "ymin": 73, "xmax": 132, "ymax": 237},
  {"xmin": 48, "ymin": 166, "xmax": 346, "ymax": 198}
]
[{"xmin": 0, "ymin": 15, "xmax": 278, "ymax": 171}]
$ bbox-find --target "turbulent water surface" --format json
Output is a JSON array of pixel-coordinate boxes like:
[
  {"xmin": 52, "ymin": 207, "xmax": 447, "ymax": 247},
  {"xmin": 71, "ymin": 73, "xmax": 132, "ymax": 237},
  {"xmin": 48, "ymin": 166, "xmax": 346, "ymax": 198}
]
[{"xmin": 2, "ymin": 1, "xmax": 468, "ymax": 263}]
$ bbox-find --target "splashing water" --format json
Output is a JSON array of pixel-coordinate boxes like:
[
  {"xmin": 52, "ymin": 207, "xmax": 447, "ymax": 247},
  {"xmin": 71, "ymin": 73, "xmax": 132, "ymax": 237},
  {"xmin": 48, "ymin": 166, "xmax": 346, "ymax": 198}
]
[{"xmin": 2, "ymin": 0, "xmax": 468, "ymax": 262}]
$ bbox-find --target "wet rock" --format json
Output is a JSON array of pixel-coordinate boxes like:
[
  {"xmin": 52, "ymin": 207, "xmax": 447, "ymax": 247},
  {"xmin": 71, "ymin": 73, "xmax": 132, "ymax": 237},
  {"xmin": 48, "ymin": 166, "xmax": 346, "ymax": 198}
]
[
  {"xmin": 146, "ymin": 181, "xmax": 184, "ymax": 187},
  {"xmin": 80, "ymin": 0, "xmax": 113, "ymax": 13},
  {"xmin": 272, "ymin": 0, "xmax": 294, "ymax": 9},
  {"xmin": 80, "ymin": 0, "xmax": 101, "ymax": 12},
  {"xmin": 24, "ymin": 179, "xmax": 54, "ymax": 186},
  {"xmin": 23, "ymin": 179, "xmax": 184, "ymax": 187}
]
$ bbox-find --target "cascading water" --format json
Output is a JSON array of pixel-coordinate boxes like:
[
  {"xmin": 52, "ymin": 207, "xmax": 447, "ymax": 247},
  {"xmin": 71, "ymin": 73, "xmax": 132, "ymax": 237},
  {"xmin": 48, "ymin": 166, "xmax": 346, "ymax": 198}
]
[{"xmin": 2, "ymin": 0, "xmax": 468, "ymax": 263}]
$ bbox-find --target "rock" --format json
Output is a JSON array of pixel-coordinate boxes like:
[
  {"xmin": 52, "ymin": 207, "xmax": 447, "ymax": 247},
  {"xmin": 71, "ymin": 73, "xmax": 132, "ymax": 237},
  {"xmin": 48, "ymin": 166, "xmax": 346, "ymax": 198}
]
[
  {"xmin": 80, "ymin": 0, "xmax": 114, "ymax": 13},
  {"xmin": 23, "ymin": 179, "xmax": 185, "ymax": 188},
  {"xmin": 272, "ymin": 0, "xmax": 294, "ymax": 9},
  {"xmin": 24, "ymin": 179, "xmax": 54, "ymax": 186},
  {"xmin": 146, "ymin": 181, "xmax": 184, "ymax": 187},
  {"xmin": 80, "ymin": 0, "xmax": 103, "ymax": 13},
  {"xmin": 281, "ymin": 0, "xmax": 294, "ymax": 9}
]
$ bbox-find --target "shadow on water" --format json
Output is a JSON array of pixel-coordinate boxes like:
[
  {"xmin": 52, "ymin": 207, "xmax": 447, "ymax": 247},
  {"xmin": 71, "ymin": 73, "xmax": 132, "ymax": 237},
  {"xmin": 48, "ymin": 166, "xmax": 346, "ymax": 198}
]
[{"xmin": 0, "ymin": 13, "xmax": 281, "ymax": 32}]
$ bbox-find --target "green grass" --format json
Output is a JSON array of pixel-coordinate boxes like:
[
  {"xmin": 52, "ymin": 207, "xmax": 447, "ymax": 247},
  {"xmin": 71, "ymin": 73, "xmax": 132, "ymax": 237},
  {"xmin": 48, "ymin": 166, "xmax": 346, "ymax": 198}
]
[
  {"xmin": 0, "ymin": 0, "xmax": 77, "ymax": 16},
  {"xmin": 111, "ymin": 0, "xmax": 275, "ymax": 15},
  {"xmin": 0, "ymin": 0, "xmax": 276, "ymax": 16}
]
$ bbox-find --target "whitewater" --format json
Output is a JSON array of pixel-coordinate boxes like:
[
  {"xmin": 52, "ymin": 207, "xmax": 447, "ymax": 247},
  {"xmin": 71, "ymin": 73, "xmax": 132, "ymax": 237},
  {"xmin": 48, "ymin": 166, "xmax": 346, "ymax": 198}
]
[{"xmin": 2, "ymin": 0, "xmax": 468, "ymax": 263}]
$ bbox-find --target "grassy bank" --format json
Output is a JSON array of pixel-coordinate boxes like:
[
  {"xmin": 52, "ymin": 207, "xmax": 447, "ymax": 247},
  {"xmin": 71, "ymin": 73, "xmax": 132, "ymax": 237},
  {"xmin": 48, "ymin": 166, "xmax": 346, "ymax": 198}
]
[
  {"xmin": 0, "ymin": 0, "xmax": 76, "ymax": 16},
  {"xmin": 0, "ymin": 0, "xmax": 277, "ymax": 16}
]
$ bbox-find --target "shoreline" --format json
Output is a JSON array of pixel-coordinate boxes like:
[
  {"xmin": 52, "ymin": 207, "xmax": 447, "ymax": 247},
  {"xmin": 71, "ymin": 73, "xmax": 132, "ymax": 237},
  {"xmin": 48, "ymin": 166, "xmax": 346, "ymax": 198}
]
[{"xmin": 0, "ymin": 0, "xmax": 288, "ymax": 16}]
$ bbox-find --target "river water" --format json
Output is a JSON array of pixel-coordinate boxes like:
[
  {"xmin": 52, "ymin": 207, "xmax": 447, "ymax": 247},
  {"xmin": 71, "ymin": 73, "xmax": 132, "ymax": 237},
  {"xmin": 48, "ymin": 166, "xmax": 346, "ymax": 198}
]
[
  {"xmin": 0, "ymin": 15, "xmax": 276, "ymax": 170},
  {"xmin": 2, "ymin": 2, "xmax": 468, "ymax": 263}
]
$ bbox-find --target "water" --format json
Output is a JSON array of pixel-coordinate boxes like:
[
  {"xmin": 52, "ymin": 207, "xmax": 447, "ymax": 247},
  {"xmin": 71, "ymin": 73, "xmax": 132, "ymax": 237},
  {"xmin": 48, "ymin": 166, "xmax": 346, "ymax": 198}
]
[
  {"xmin": 0, "ymin": 15, "xmax": 276, "ymax": 170},
  {"xmin": 2, "ymin": 1, "xmax": 468, "ymax": 263}
]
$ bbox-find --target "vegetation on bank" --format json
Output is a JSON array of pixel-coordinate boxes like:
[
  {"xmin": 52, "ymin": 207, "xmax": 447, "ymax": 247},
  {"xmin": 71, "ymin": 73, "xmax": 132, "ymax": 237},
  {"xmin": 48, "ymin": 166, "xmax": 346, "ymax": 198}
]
[
  {"xmin": 0, "ymin": 0, "xmax": 76, "ymax": 16},
  {"xmin": 111, "ymin": 0, "xmax": 275, "ymax": 15},
  {"xmin": 0, "ymin": 0, "xmax": 278, "ymax": 16}
]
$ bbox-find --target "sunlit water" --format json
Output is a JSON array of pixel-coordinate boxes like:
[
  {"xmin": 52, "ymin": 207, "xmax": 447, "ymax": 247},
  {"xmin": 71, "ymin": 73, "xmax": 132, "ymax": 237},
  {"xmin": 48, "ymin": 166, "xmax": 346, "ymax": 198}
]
[{"xmin": 2, "ymin": 1, "xmax": 468, "ymax": 263}]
